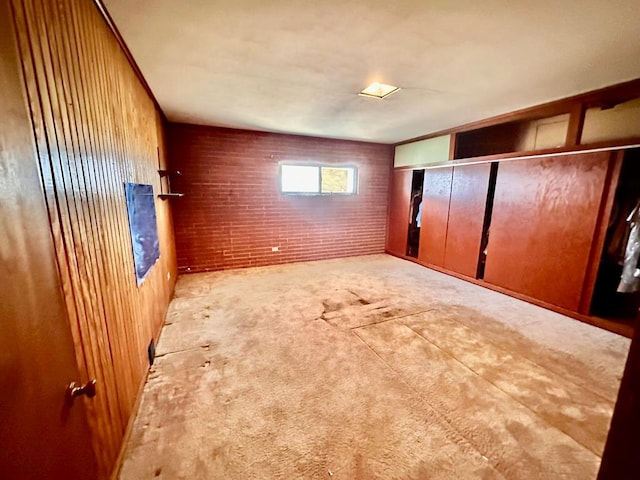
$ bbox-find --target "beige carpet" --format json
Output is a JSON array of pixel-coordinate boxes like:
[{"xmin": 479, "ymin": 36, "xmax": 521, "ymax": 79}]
[{"xmin": 118, "ymin": 254, "xmax": 630, "ymax": 479}]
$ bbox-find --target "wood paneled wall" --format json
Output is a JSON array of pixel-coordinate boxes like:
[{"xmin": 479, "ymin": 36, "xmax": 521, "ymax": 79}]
[
  {"xmin": 9, "ymin": 0, "xmax": 177, "ymax": 476},
  {"xmin": 0, "ymin": 0, "xmax": 97, "ymax": 475}
]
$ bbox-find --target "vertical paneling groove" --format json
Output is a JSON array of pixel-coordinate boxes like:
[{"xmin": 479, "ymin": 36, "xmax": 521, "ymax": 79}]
[
  {"xmin": 34, "ymin": 1, "xmax": 115, "ymax": 462},
  {"xmin": 24, "ymin": 0, "xmax": 118, "ymax": 467},
  {"xmin": 88, "ymin": 0, "xmax": 153, "ymax": 411},
  {"xmin": 73, "ymin": 0, "xmax": 135, "ymax": 421},
  {"xmin": 10, "ymin": 0, "xmax": 178, "ymax": 477},
  {"xmin": 45, "ymin": 0, "xmax": 125, "ymax": 457},
  {"xmin": 9, "ymin": 2, "xmax": 103, "ymax": 462},
  {"xmin": 15, "ymin": 1, "xmax": 120, "ymax": 468}
]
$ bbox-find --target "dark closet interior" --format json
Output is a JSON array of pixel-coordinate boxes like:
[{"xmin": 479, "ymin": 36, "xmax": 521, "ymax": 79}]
[
  {"xmin": 591, "ymin": 148, "xmax": 640, "ymax": 325},
  {"xmin": 406, "ymin": 169, "xmax": 424, "ymax": 257},
  {"xmin": 476, "ymin": 163, "xmax": 499, "ymax": 279}
]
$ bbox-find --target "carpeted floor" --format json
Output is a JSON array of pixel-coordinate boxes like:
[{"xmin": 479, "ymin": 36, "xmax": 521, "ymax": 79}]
[{"xmin": 118, "ymin": 254, "xmax": 630, "ymax": 479}]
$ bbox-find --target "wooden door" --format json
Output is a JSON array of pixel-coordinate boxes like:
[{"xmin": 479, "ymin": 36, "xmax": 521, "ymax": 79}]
[
  {"xmin": 444, "ymin": 164, "xmax": 493, "ymax": 277},
  {"xmin": 0, "ymin": 1, "xmax": 97, "ymax": 476},
  {"xmin": 598, "ymin": 309, "xmax": 640, "ymax": 479},
  {"xmin": 387, "ymin": 169, "xmax": 413, "ymax": 256},
  {"xmin": 484, "ymin": 152, "xmax": 612, "ymax": 311},
  {"xmin": 418, "ymin": 167, "xmax": 453, "ymax": 267},
  {"xmin": 10, "ymin": 1, "xmax": 182, "ymax": 476}
]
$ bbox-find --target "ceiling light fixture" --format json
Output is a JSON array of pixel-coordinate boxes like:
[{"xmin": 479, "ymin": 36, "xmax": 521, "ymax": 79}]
[{"xmin": 359, "ymin": 82, "xmax": 400, "ymax": 99}]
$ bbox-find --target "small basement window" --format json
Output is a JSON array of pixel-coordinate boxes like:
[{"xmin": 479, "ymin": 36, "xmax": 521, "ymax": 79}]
[{"xmin": 280, "ymin": 164, "xmax": 357, "ymax": 195}]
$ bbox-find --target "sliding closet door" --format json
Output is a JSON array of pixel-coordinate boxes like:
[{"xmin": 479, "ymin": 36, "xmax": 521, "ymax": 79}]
[
  {"xmin": 418, "ymin": 167, "xmax": 453, "ymax": 267},
  {"xmin": 444, "ymin": 163, "xmax": 493, "ymax": 277},
  {"xmin": 484, "ymin": 152, "xmax": 612, "ymax": 311},
  {"xmin": 387, "ymin": 169, "xmax": 413, "ymax": 256}
]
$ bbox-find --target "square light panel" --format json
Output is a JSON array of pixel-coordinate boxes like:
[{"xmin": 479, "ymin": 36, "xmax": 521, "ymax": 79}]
[{"xmin": 359, "ymin": 82, "xmax": 400, "ymax": 99}]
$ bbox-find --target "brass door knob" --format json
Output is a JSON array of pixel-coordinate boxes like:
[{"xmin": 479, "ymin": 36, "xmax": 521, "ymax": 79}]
[{"xmin": 66, "ymin": 379, "xmax": 97, "ymax": 404}]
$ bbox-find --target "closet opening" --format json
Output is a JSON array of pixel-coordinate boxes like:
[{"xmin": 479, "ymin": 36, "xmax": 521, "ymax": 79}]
[
  {"xmin": 476, "ymin": 163, "xmax": 499, "ymax": 279},
  {"xmin": 590, "ymin": 148, "xmax": 640, "ymax": 327},
  {"xmin": 407, "ymin": 169, "xmax": 425, "ymax": 258}
]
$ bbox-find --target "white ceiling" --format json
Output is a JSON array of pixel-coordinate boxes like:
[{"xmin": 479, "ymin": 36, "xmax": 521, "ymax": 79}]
[{"xmin": 104, "ymin": 0, "xmax": 640, "ymax": 144}]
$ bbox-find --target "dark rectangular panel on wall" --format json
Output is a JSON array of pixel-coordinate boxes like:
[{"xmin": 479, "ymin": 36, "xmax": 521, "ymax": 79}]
[
  {"xmin": 444, "ymin": 163, "xmax": 492, "ymax": 277},
  {"xmin": 386, "ymin": 169, "xmax": 413, "ymax": 256},
  {"xmin": 168, "ymin": 124, "xmax": 392, "ymax": 272},
  {"xmin": 484, "ymin": 152, "xmax": 612, "ymax": 311},
  {"xmin": 11, "ymin": 0, "xmax": 178, "ymax": 477},
  {"xmin": 124, "ymin": 183, "xmax": 161, "ymax": 285},
  {"xmin": 418, "ymin": 167, "xmax": 453, "ymax": 267}
]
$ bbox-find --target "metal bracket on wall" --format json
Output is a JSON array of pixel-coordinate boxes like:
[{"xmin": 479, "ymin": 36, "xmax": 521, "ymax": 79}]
[
  {"xmin": 158, "ymin": 169, "xmax": 183, "ymax": 198},
  {"xmin": 158, "ymin": 169, "xmax": 181, "ymax": 177}
]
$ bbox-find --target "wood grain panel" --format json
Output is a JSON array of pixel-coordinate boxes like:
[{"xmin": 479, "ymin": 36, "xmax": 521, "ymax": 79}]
[
  {"xmin": 418, "ymin": 167, "xmax": 453, "ymax": 267},
  {"xmin": 386, "ymin": 169, "xmax": 412, "ymax": 256},
  {"xmin": 484, "ymin": 152, "xmax": 611, "ymax": 311},
  {"xmin": 598, "ymin": 309, "xmax": 640, "ymax": 479},
  {"xmin": 10, "ymin": 0, "xmax": 177, "ymax": 477},
  {"xmin": 0, "ymin": 0, "xmax": 97, "ymax": 475},
  {"xmin": 444, "ymin": 164, "xmax": 492, "ymax": 277}
]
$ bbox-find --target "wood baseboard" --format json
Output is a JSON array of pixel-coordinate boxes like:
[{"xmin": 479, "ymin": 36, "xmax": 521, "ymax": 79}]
[{"xmin": 109, "ymin": 307, "xmax": 170, "ymax": 479}]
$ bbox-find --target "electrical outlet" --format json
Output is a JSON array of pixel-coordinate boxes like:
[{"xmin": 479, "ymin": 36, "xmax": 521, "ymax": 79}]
[{"xmin": 271, "ymin": 246, "xmax": 279, "ymax": 252}]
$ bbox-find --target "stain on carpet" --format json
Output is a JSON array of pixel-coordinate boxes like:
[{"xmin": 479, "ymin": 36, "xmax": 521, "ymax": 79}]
[
  {"xmin": 354, "ymin": 319, "xmax": 601, "ymax": 479},
  {"xmin": 118, "ymin": 254, "xmax": 629, "ymax": 480},
  {"xmin": 319, "ymin": 288, "xmax": 423, "ymax": 329}
]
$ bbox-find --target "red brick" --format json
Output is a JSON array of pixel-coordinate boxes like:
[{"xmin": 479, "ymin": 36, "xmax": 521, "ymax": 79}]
[{"xmin": 168, "ymin": 124, "xmax": 393, "ymax": 272}]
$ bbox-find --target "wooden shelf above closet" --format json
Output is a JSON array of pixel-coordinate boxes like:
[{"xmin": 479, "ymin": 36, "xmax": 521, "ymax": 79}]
[{"xmin": 394, "ymin": 78, "xmax": 640, "ymax": 169}]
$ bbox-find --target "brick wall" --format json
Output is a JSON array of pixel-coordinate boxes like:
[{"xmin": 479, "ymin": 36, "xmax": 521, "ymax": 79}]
[{"xmin": 167, "ymin": 124, "xmax": 393, "ymax": 272}]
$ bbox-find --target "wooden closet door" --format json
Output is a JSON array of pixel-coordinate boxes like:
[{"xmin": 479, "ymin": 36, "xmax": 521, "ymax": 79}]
[
  {"xmin": 0, "ymin": 1, "xmax": 97, "ymax": 476},
  {"xmin": 418, "ymin": 167, "xmax": 453, "ymax": 267},
  {"xmin": 386, "ymin": 169, "xmax": 413, "ymax": 256},
  {"xmin": 444, "ymin": 163, "xmax": 492, "ymax": 278},
  {"xmin": 484, "ymin": 152, "xmax": 612, "ymax": 311}
]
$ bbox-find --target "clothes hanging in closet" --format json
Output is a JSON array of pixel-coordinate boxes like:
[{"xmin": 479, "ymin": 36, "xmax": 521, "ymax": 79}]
[{"xmin": 617, "ymin": 200, "xmax": 640, "ymax": 293}]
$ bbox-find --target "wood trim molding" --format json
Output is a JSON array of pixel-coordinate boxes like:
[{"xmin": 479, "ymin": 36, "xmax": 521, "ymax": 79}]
[
  {"xmin": 391, "ymin": 140, "xmax": 640, "ymax": 171},
  {"xmin": 565, "ymin": 103, "xmax": 586, "ymax": 147},
  {"xmin": 396, "ymin": 78, "xmax": 640, "ymax": 147},
  {"xmin": 598, "ymin": 310, "xmax": 640, "ymax": 479},
  {"xmin": 448, "ymin": 132, "xmax": 457, "ymax": 160}
]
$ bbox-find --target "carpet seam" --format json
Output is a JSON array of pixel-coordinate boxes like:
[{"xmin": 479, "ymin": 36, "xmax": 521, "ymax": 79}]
[
  {"xmin": 351, "ymin": 327, "xmax": 508, "ymax": 480},
  {"xmin": 400, "ymin": 319, "xmax": 605, "ymax": 458},
  {"xmin": 407, "ymin": 309, "xmax": 617, "ymax": 405},
  {"xmin": 347, "ymin": 307, "xmax": 436, "ymax": 330}
]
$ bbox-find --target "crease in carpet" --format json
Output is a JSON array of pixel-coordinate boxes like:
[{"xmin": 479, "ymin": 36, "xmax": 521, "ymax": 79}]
[
  {"xmin": 118, "ymin": 254, "xmax": 628, "ymax": 480},
  {"xmin": 353, "ymin": 319, "xmax": 602, "ymax": 480}
]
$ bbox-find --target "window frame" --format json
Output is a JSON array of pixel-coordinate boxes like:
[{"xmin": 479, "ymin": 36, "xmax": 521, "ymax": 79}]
[{"xmin": 279, "ymin": 163, "xmax": 358, "ymax": 196}]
